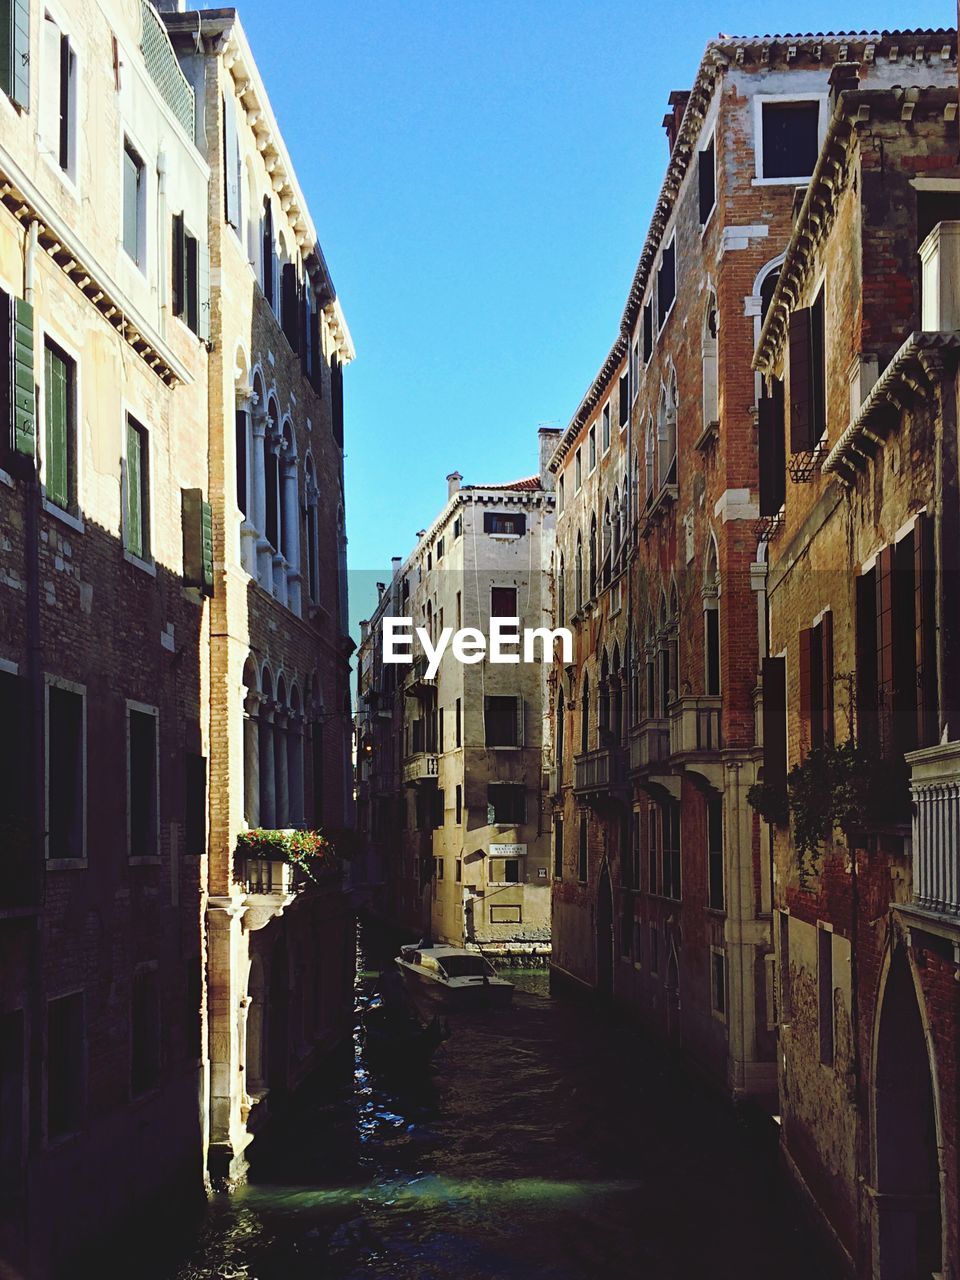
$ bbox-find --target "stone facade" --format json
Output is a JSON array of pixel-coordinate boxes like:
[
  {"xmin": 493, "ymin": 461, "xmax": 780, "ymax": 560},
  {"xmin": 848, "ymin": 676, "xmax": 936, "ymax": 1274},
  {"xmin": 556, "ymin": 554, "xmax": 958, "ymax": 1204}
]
[
  {"xmin": 356, "ymin": 435, "xmax": 557, "ymax": 958},
  {"xmin": 0, "ymin": 1, "xmax": 355, "ymax": 1272},
  {"xmin": 755, "ymin": 78, "xmax": 960, "ymax": 1278},
  {"xmin": 548, "ymin": 30, "xmax": 957, "ymax": 1120}
]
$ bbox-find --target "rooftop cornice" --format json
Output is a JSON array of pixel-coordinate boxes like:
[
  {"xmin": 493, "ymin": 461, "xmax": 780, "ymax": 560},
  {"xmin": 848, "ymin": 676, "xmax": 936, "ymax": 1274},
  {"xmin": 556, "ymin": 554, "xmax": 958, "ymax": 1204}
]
[
  {"xmin": 754, "ymin": 84, "xmax": 959, "ymax": 373},
  {"xmin": 550, "ymin": 28, "xmax": 957, "ymax": 473}
]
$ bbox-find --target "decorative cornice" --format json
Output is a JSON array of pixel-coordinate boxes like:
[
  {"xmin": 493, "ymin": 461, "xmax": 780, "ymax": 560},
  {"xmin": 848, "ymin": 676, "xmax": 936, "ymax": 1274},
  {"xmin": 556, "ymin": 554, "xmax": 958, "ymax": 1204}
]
[{"xmin": 822, "ymin": 331, "xmax": 960, "ymax": 480}]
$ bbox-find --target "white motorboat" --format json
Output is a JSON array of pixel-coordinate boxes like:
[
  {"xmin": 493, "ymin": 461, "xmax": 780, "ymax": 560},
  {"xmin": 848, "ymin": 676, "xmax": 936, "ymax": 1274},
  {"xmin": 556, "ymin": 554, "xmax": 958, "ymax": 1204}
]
[{"xmin": 395, "ymin": 943, "xmax": 514, "ymax": 1011}]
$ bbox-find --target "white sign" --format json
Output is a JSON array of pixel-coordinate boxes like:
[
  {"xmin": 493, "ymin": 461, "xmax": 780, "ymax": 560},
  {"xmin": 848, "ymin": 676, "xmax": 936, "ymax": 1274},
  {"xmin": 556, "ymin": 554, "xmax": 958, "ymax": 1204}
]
[{"xmin": 489, "ymin": 843, "xmax": 527, "ymax": 858}]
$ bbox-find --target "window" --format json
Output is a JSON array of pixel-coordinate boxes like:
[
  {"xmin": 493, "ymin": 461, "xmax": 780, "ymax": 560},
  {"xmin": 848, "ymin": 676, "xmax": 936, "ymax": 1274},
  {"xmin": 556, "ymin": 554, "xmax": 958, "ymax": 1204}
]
[
  {"xmin": 602, "ymin": 403, "xmax": 611, "ymax": 453},
  {"xmin": 761, "ymin": 656, "xmax": 788, "ymax": 818},
  {"xmin": 488, "ymin": 783, "xmax": 525, "ymax": 824},
  {"xmin": 491, "ymin": 586, "xmax": 518, "ymax": 620},
  {"xmin": 619, "ymin": 373, "xmax": 629, "ymax": 430},
  {"xmin": 128, "ymin": 706, "xmax": 158, "ymax": 859},
  {"xmin": 711, "ymin": 949, "xmax": 727, "ymax": 1017},
  {"xmin": 631, "ymin": 811, "xmax": 641, "ymax": 889},
  {"xmin": 620, "ymin": 897, "xmax": 633, "ymax": 958},
  {"xmin": 497, "ymin": 858, "xmax": 520, "ymax": 884},
  {"xmin": 0, "ymin": 1010, "xmax": 25, "ymax": 1192},
  {"xmin": 818, "ymin": 926, "xmax": 834, "ymax": 1066},
  {"xmin": 648, "ymin": 807, "xmax": 659, "ymax": 894},
  {"xmin": 554, "ymin": 816, "xmax": 563, "ymax": 879},
  {"xmin": 484, "ymin": 695, "xmax": 522, "ymax": 748},
  {"xmin": 578, "ymin": 811, "xmax": 588, "ymax": 882},
  {"xmin": 631, "ymin": 340, "xmax": 640, "ymax": 398},
  {"xmin": 1, "ymin": 0, "xmax": 30, "ymax": 107},
  {"xmin": 455, "ymin": 784, "xmax": 462, "ymax": 824},
  {"xmin": 760, "ymin": 99, "xmax": 821, "ymax": 180},
  {"xmin": 172, "ymin": 214, "xmax": 209, "ymax": 340},
  {"xmin": 436, "ymin": 536, "xmax": 444, "ymax": 560},
  {"xmin": 575, "ymin": 447, "xmax": 582, "ymax": 492},
  {"xmin": 702, "ymin": 294, "xmax": 718, "ymax": 431},
  {"xmin": 46, "ymin": 992, "xmax": 83, "ymax": 1138},
  {"xmin": 436, "ymin": 857, "xmax": 444, "ymax": 880},
  {"xmin": 124, "ymin": 415, "xmax": 150, "ymax": 561},
  {"xmin": 788, "ymin": 285, "xmax": 825, "ymax": 453},
  {"xmin": 588, "ymin": 425, "xmax": 596, "ymax": 472},
  {"xmin": 799, "ymin": 612, "xmax": 834, "ymax": 757},
  {"xmin": 650, "ymin": 925, "xmax": 659, "ymax": 975},
  {"xmin": 305, "ymin": 459, "xmax": 319, "ymax": 602},
  {"xmin": 707, "ymin": 794, "xmax": 724, "ymax": 910},
  {"xmin": 453, "ymin": 515, "xmax": 462, "ymax": 539},
  {"xmin": 758, "ymin": 378, "xmax": 786, "ymax": 516},
  {"xmin": 657, "ymin": 379, "xmax": 677, "ymax": 488},
  {"xmin": 483, "ymin": 511, "xmax": 526, "ymax": 537},
  {"xmin": 698, "ymin": 135, "xmax": 715, "ymax": 223},
  {"xmin": 222, "ymin": 90, "xmax": 241, "ymax": 232},
  {"xmin": 131, "ymin": 970, "xmax": 160, "ymax": 1096},
  {"xmin": 662, "ymin": 801, "xmax": 681, "ymax": 900},
  {"xmin": 261, "ymin": 198, "xmax": 275, "ymax": 306},
  {"xmin": 558, "ymin": 475, "xmax": 564, "ymax": 513},
  {"xmin": 47, "ymin": 683, "xmax": 84, "ymax": 860},
  {"xmin": 643, "ymin": 299, "xmax": 653, "ymax": 362},
  {"xmin": 40, "ymin": 13, "xmax": 76, "ymax": 179},
  {"xmin": 455, "ymin": 858, "xmax": 462, "ymax": 882},
  {"xmin": 122, "ymin": 139, "xmax": 145, "ymax": 266},
  {"xmin": 43, "ymin": 338, "xmax": 76, "ymax": 511},
  {"xmin": 657, "ymin": 238, "xmax": 676, "ymax": 326},
  {"xmin": 778, "ymin": 912, "xmax": 792, "ymax": 1023},
  {"xmin": 455, "ymin": 697, "xmax": 462, "ymax": 747},
  {"xmin": 281, "ymin": 262, "xmax": 300, "ymax": 352},
  {"xmin": 490, "ymin": 904, "xmax": 521, "ymax": 925}
]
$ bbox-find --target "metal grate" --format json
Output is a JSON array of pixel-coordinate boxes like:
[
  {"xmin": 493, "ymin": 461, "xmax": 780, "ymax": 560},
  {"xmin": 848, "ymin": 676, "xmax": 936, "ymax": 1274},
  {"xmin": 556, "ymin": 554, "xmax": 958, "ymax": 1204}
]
[{"xmin": 140, "ymin": 0, "xmax": 194, "ymax": 138}]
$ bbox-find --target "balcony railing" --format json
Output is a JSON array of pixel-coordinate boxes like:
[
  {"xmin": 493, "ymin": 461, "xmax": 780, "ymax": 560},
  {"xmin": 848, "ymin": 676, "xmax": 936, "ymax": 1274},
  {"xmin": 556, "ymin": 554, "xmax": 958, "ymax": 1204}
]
[
  {"xmin": 907, "ymin": 741, "xmax": 960, "ymax": 916},
  {"xmin": 669, "ymin": 696, "xmax": 722, "ymax": 756},
  {"xmin": 403, "ymin": 753, "xmax": 439, "ymax": 785},
  {"xmin": 574, "ymin": 746, "xmax": 626, "ymax": 794},
  {"xmin": 236, "ymin": 852, "xmax": 302, "ymax": 896},
  {"xmin": 404, "ymin": 655, "xmax": 437, "ymax": 698},
  {"xmin": 629, "ymin": 719, "xmax": 670, "ymax": 772}
]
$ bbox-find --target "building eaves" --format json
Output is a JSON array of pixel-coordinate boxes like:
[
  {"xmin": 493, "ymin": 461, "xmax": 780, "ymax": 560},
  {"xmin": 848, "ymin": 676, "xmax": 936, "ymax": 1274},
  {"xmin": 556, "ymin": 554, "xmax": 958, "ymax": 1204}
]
[
  {"xmin": 753, "ymin": 83, "xmax": 958, "ymax": 374},
  {"xmin": 549, "ymin": 28, "xmax": 957, "ymax": 474}
]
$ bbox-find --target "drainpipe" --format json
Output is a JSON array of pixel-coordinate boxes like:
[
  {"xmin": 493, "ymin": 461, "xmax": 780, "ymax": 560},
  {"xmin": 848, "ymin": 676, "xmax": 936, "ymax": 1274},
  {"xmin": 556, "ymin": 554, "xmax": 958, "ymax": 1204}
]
[
  {"xmin": 157, "ymin": 149, "xmax": 168, "ymax": 338},
  {"xmin": 24, "ymin": 220, "xmax": 38, "ymax": 302}
]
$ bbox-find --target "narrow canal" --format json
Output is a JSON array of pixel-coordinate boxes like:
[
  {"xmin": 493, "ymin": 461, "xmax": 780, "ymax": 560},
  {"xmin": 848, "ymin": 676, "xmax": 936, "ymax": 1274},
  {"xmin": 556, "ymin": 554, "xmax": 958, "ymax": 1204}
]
[{"xmin": 154, "ymin": 927, "xmax": 838, "ymax": 1280}]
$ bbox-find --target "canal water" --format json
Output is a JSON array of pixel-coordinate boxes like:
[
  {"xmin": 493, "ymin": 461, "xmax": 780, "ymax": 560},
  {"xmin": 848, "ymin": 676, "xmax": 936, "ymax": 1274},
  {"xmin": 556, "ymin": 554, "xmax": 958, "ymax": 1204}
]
[{"xmin": 154, "ymin": 928, "xmax": 838, "ymax": 1280}]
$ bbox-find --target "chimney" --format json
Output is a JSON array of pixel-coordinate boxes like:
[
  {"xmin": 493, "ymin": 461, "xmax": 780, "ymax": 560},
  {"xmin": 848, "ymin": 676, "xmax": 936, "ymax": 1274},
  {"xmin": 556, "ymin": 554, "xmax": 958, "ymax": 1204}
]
[
  {"xmin": 662, "ymin": 90, "xmax": 690, "ymax": 153},
  {"xmin": 538, "ymin": 427, "xmax": 562, "ymax": 492},
  {"xmin": 376, "ymin": 582, "xmax": 386, "ymax": 598},
  {"xmin": 359, "ymin": 619, "xmax": 369, "ymax": 643},
  {"xmin": 446, "ymin": 471, "xmax": 462, "ymax": 500},
  {"xmin": 391, "ymin": 556, "xmax": 402, "ymax": 577},
  {"xmin": 828, "ymin": 60, "xmax": 862, "ymax": 111}
]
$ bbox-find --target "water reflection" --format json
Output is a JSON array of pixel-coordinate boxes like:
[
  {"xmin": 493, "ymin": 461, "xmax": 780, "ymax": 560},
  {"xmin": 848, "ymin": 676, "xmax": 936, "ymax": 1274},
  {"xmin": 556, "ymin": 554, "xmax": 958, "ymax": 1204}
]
[{"xmin": 160, "ymin": 934, "xmax": 839, "ymax": 1280}]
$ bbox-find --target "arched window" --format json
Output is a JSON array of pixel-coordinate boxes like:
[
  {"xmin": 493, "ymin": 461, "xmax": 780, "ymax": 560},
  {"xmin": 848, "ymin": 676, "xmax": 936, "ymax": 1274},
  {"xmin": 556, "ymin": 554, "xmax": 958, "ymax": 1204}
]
[
  {"xmin": 575, "ymin": 532, "xmax": 583, "ymax": 612},
  {"xmin": 612, "ymin": 486, "xmax": 621, "ymax": 557},
  {"xmin": 580, "ymin": 673, "xmax": 590, "ymax": 754},
  {"xmin": 259, "ymin": 667, "xmax": 276, "ymax": 828},
  {"xmin": 704, "ymin": 538, "xmax": 720, "ymax": 695},
  {"xmin": 242, "ymin": 658, "xmax": 260, "ymax": 827},
  {"xmin": 274, "ymin": 674, "xmax": 289, "ymax": 827},
  {"xmin": 599, "ymin": 649, "xmax": 610, "ymax": 741},
  {"xmin": 280, "ymin": 421, "xmax": 301, "ymax": 614},
  {"xmin": 760, "ymin": 269, "xmax": 780, "ymax": 325},
  {"xmin": 588, "ymin": 513, "xmax": 597, "ymax": 599},
  {"xmin": 305, "ymin": 456, "xmax": 320, "ymax": 605},
  {"xmin": 658, "ymin": 375, "xmax": 678, "ymax": 489},
  {"xmin": 288, "ymin": 684, "xmax": 305, "ymax": 827},
  {"xmin": 657, "ymin": 594, "xmax": 670, "ymax": 716},
  {"xmin": 612, "ymin": 643, "xmax": 623, "ymax": 745},
  {"xmin": 265, "ymin": 397, "xmax": 280, "ymax": 551},
  {"xmin": 602, "ymin": 498, "xmax": 612, "ymax": 561},
  {"xmin": 261, "ymin": 197, "xmax": 275, "ymax": 308},
  {"xmin": 702, "ymin": 292, "xmax": 718, "ymax": 432}
]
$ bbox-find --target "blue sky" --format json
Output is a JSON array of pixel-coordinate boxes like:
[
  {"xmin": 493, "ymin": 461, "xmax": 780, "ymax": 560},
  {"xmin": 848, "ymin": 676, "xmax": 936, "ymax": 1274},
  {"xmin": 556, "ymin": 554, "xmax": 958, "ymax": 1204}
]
[{"xmin": 237, "ymin": 0, "xmax": 950, "ymax": 630}]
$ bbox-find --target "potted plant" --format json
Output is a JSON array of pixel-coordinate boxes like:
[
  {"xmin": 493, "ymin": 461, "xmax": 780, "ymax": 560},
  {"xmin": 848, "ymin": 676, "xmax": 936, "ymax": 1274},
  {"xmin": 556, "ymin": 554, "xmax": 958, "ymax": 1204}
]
[{"xmin": 235, "ymin": 828, "xmax": 342, "ymax": 885}]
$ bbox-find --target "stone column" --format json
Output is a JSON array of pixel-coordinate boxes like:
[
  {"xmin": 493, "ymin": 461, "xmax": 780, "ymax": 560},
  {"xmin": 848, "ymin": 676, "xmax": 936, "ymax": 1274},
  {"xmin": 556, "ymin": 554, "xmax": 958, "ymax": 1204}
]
[
  {"xmin": 238, "ymin": 392, "xmax": 258, "ymax": 576},
  {"xmin": 287, "ymin": 713, "xmax": 305, "ymax": 827},
  {"xmin": 259, "ymin": 703, "xmax": 276, "ymax": 829},
  {"xmin": 252, "ymin": 408, "xmax": 272, "ymax": 583},
  {"xmin": 274, "ymin": 706, "xmax": 289, "ymax": 829},
  {"xmin": 282, "ymin": 458, "xmax": 302, "ymax": 616}
]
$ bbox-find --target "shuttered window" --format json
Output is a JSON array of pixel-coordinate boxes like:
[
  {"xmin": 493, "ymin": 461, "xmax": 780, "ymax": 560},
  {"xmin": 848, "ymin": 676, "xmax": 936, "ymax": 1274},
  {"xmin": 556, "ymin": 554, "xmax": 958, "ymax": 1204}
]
[
  {"xmin": 331, "ymin": 354, "xmax": 344, "ymax": 448},
  {"xmin": 171, "ymin": 213, "xmax": 209, "ymax": 340},
  {"xmin": 0, "ymin": 287, "xmax": 10, "ymax": 457},
  {"xmin": 619, "ymin": 372, "xmax": 629, "ymax": 428},
  {"xmin": 281, "ymin": 262, "xmax": 300, "ymax": 352},
  {"xmin": 761, "ymin": 656, "xmax": 787, "ymax": 814},
  {"xmin": 182, "ymin": 488, "xmax": 214, "ymax": 595},
  {"xmin": 261, "ymin": 199, "xmax": 275, "ymax": 305},
  {"xmin": 657, "ymin": 238, "xmax": 676, "ymax": 326},
  {"xmin": 43, "ymin": 338, "xmax": 74, "ymax": 510},
  {"xmin": 698, "ymin": 136, "xmax": 716, "ymax": 223},
  {"xmin": 707, "ymin": 793, "xmax": 724, "ymax": 909},
  {"xmin": 13, "ymin": 298, "xmax": 35, "ymax": 458},
  {"xmin": 553, "ymin": 816, "xmax": 563, "ymax": 879},
  {"xmin": 484, "ymin": 695, "xmax": 522, "ymax": 747},
  {"xmin": 40, "ymin": 15, "xmax": 76, "ymax": 177},
  {"xmin": 123, "ymin": 140, "xmax": 144, "ymax": 265},
  {"xmin": 128, "ymin": 707, "xmax": 158, "ymax": 858},
  {"xmin": 914, "ymin": 513, "xmax": 938, "ymax": 748},
  {"xmin": 788, "ymin": 289, "xmax": 825, "ymax": 453},
  {"xmin": 222, "ymin": 91, "xmax": 240, "ymax": 231},
  {"xmin": 855, "ymin": 568, "xmax": 879, "ymax": 748},
  {"xmin": 185, "ymin": 752, "xmax": 206, "ymax": 857},
  {"xmin": 758, "ymin": 379, "xmax": 786, "ymax": 516},
  {"xmin": 1, "ymin": 0, "xmax": 31, "ymax": 108},
  {"xmin": 47, "ymin": 683, "xmax": 84, "ymax": 860},
  {"xmin": 800, "ymin": 614, "xmax": 834, "ymax": 755},
  {"xmin": 643, "ymin": 299, "xmax": 653, "ymax": 362},
  {"xmin": 124, "ymin": 415, "xmax": 149, "ymax": 560},
  {"xmin": 876, "ymin": 544, "xmax": 895, "ymax": 755}
]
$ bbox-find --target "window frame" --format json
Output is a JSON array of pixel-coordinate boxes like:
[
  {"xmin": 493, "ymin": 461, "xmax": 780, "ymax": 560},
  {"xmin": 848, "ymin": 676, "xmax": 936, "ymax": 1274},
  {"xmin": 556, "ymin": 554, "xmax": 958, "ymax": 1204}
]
[
  {"xmin": 122, "ymin": 409, "xmax": 153, "ymax": 571},
  {"xmin": 39, "ymin": 7, "xmax": 79, "ymax": 190},
  {"xmin": 657, "ymin": 232, "xmax": 677, "ymax": 331},
  {"xmin": 44, "ymin": 675, "xmax": 87, "ymax": 868},
  {"xmin": 698, "ymin": 127, "xmax": 716, "ymax": 230},
  {"xmin": 127, "ymin": 700, "xmax": 160, "ymax": 864},
  {"xmin": 38, "ymin": 325, "xmax": 82, "ymax": 528},
  {"xmin": 44, "ymin": 989, "xmax": 85, "ymax": 1143},
  {"xmin": 710, "ymin": 946, "xmax": 727, "ymax": 1020},
  {"xmin": 121, "ymin": 133, "xmax": 147, "ymax": 269},
  {"xmin": 754, "ymin": 93, "xmax": 827, "ymax": 186}
]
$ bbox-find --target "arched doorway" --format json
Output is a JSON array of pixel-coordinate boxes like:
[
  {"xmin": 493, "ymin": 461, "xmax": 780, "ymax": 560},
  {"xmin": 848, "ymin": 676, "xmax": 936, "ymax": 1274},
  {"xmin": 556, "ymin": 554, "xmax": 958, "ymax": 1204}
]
[
  {"xmin": 873, "ymin": 945, "xmax": 942, "ymax": 1278},
  {"xmin": 596, "ymin": 863, "xmax": 613, "ymax": 995}
]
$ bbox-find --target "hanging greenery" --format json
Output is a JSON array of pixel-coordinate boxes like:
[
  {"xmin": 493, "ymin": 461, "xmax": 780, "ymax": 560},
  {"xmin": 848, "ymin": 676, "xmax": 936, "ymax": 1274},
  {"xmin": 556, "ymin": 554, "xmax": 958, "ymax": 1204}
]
[
  {"xmin": 746, "ymin": 780, "xmax": 789, "ymax": 828},
  {"xmin": 236, "ymin": 828, "xmax": 342, "ymax": 883}
]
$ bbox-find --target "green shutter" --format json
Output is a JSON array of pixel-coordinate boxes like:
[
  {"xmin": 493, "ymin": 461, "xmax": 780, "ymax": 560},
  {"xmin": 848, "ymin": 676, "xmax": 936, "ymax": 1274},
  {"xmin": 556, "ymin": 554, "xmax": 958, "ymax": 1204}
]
[
  {"xmin": 198, "ymin": 242, "xmax": 210, "ymax": 342},
  {"xmin": 201, "ymin": 498, "xmax": 213, "ymax": 595},
  {"xmin": 13, "ymin": 298, "xmax": 35, "ymax": 457},
  {"xmin": 12, "ymin": 0, "xmax": 29, "ymax": 109},
  {"xmin": 44, "ymin": 343, "xmax": 68, "ymax": 507},
  {"xmin": 126, "ymin": 418, "xmax": 143, "ymax": 558},
  {"xmin": 171, "ymin": 211, "xmax": 185, "ymax": 319}
]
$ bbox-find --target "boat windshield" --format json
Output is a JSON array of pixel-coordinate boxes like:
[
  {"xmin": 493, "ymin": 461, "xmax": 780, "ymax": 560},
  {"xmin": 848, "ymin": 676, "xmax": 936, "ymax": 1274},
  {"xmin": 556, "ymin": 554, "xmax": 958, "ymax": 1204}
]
[{"xmin": 439, "ymin": 955, "xmax": 492, "ymax": 978}]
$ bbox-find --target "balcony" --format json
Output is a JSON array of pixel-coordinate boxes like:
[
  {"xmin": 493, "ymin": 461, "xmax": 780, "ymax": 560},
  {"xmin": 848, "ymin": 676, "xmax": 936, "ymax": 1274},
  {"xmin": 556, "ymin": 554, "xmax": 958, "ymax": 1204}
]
[
  {"xmin": 235, "ymin": 843, "xmax": 305, "ymax": 930},
  {"xmin": 906, "ymin": 741, "xmax": 960, "ymax": 917},
  {"xmin": 574, "ymin": 746, "xmax": 627, "ymax": 798},
  {"xmin": 629, "ymin": 719, "xmax": 670, "ymax": 773},
  {"xmin": 669, "ymin": 696, "xmax": 722, "ymax": 757},
  {"xmin": 404, "ymin": 655, "xmax": 437, "ymax": 699},
  {"xmin": 403, "ymin": 753, "xmax": 439, "ymax": 785}
]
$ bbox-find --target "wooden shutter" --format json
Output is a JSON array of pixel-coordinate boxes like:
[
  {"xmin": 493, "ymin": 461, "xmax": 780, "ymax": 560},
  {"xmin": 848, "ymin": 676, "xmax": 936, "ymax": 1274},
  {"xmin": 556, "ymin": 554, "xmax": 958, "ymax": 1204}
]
[
  {"xmin": 332, "ymin": 357, "xmax": 344, "ymax": 447},
  {"xmin": 198, "ymin": 241, "xmax": 210, "ymax": 342},
  {"xmin": 619, "ymin": 373, "xmax": 629, "ymax": 426},
  {"xmin": 876, "ymin": 544, "xmax": 895, "ymax": 757},
  {"xmin": 914, "ymin": 513, "xmax": 938, "ymax": 747},
  {"xmin": 281, "ymin": 263, "xmax": 298, "ymax": 350},
  {"xmin": 758, "ymin": 395, "xmax": 778, "ymax": 517},
  {"xmin": 44, "ymin": 344, "xmax": 68, "ymax": 508},
  {"xmin": 126, "ymin": 418, "xmax": 143, "ymax": 558},
  {"xmin": 39, "ymin": 16, "xmax": 60, "ymax": 158},
  {"xmin": 0, "ymin": 290, "xmax": 10, "ymax": 453},
  {"xmin": 310, "ymin": 310, "xmax": 322, "ymax": 394},
  {"xmin": 762, "ymin": 656, "xmax": 787, "ymax": 808},
  {"xmin": 300, "ymin": 287, "xmax": 310, "ymax": 376},
  {"xmin": 13, "ymin": 299, "xmax": 35, "ymax": 458},
  {"xmin": 789, "ymin": 307, "xmax": 813, "ymax": 452},
  {"xmin": 855, "ymin": 570, "xmax": 878, "ymax": 747},
  {"xmin": 798, "ymin": 628, "xmax": 813, "ymax": 759},
  {"xmin": 222, "ymin": 92, "xmax": 240, "ymax": 228},
  {"xmin": 820, "ymin": 612, "xmax": 834, "ymax": 746},
  {"xmin": 182, "ymin": 488, "xmax": 214, "ymax": 596},
  {"xmin": 171, "ymin": 212, "xmax": 185, "ymax": 319},
  {"xmin": 515, "ymin": 697, "xmax": 524, "ymax": 747},
  {"xmin": 698, "ymin": 139, "xmax": 715, "ymax": 223},
  {"xmin": 12, "ymin": 0, "xmax": 30, "ymax": 109}
]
